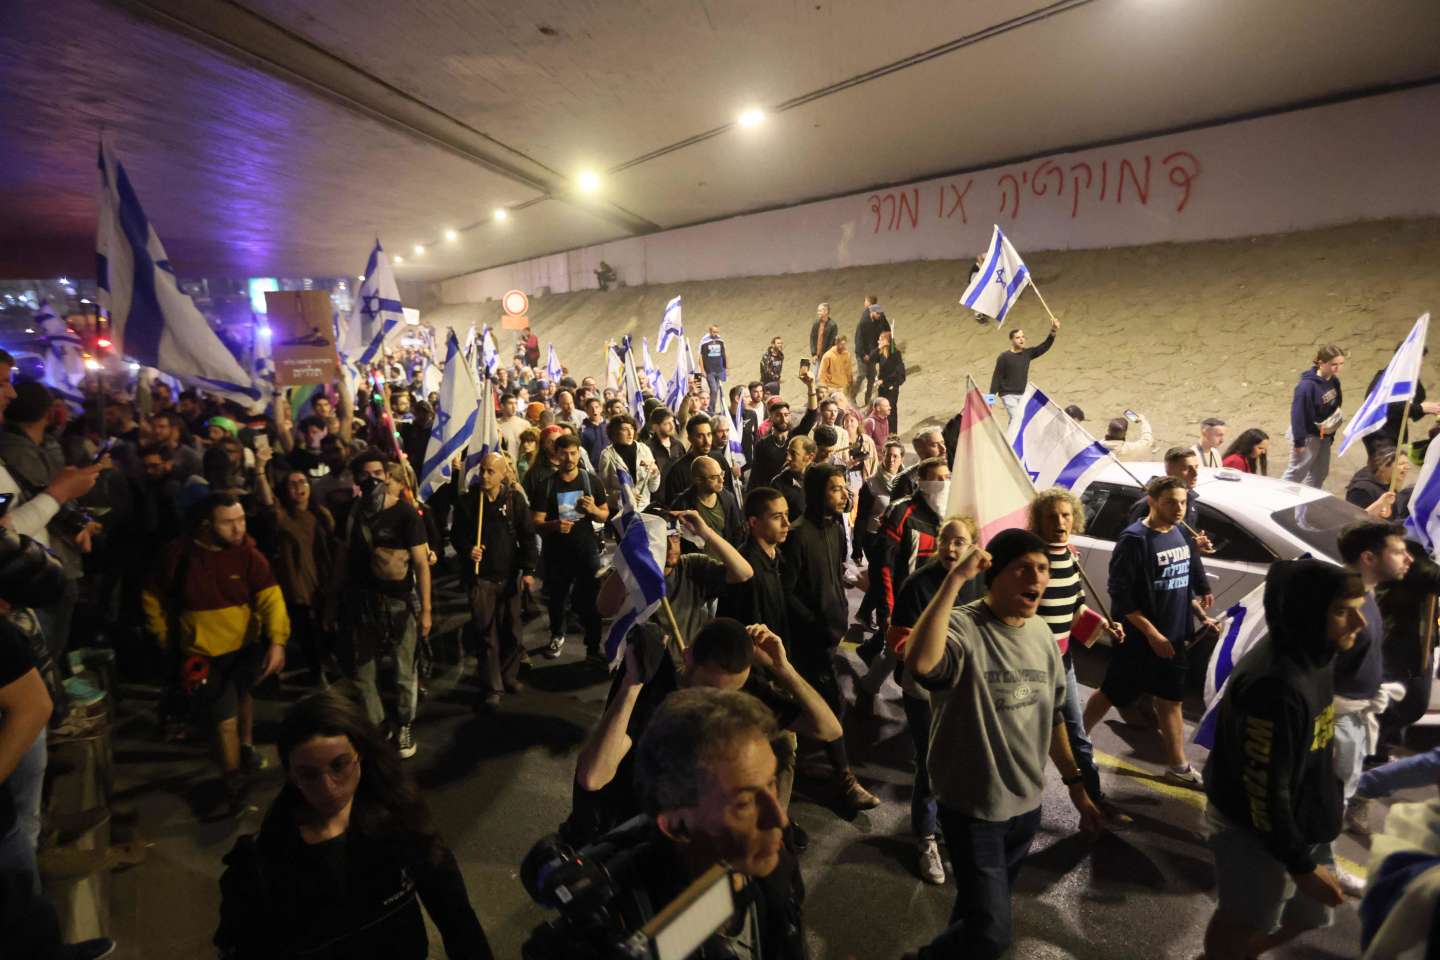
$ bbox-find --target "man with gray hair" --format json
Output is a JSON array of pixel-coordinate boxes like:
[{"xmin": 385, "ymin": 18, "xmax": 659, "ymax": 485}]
[
  {"xmin": 891, "ymin": 428, "xmax": 948, "ymax": 501},
  {"xmin": 809, "ymin": 302, "xmax": 838, "ymax": 367}
]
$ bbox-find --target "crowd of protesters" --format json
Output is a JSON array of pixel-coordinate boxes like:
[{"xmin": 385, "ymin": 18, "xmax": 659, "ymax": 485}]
[{"xmin": 0, "ymin": 300, "xmax": 1437, "ymax": 960}]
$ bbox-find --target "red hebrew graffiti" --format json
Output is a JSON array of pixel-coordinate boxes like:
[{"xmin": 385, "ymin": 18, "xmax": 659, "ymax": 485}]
[
  {"xmin": 1117, "ymin": 156, "xmax": 1151, "ymax": 206},
  {"xmin": 1162, "ymin": 150, "xmax": 1201, "ymax": 212},
  {"xmin": 864, "ymin": 146, "xmax": 1201, "ymax": 233}
]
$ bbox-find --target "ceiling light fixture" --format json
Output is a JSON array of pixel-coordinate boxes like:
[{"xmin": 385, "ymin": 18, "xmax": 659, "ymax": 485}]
[
  {"xmin": 444, "ymin": 229, "xmax": 458, "ymax": 241},
  {"xmin": 738, "ymin": 108, "xmax": 765, "ymax": 128},
  {"xmin": 393, "ymin": 255, "xmax": 404, "ymax": 265},
  {"xmin": 413, "ymin": 244, "xmax": 425, "ymax": 255},
  {"xmin": 576, "ymin": 170, "xmax": 601, "ymax": 194},
  {"xmin": 494, "ymin": 208, "xmax": 509, "ymax": 222}
]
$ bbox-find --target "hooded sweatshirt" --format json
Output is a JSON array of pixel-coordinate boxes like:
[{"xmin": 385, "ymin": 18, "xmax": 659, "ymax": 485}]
[
  {"xmin": 1289, "ymin": 367, "xmax": 1343, "ymax": 443},
  {"xmin": 1203, "ymin": 559, "xmax": 1347, "ymax": 875},
  {"xmin": 781, "ymin": 466, "xmax": 849, "ymax": 649}
]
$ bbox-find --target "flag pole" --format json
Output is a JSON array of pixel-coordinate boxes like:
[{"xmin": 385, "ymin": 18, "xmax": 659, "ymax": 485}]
[
  {"xmin": 1027, "ymin": 282, "xmax": 1059, "ymax": 326},
  {"xmin": 1392, "ymin": 403, "xmax": 1415, "ymax": 495},
  {"xmin": 659, "ymin": 596, "xmax": 686, "ymax": 652},
  {"xmin": 473, "ymin": 470, "xmax": 485, "ymax": 575}
]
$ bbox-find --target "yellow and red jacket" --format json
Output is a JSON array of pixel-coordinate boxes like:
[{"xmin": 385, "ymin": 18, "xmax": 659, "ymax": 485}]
[{"xmin": 142, "ymin": 537, "xmax": 290, "ymax": 657}]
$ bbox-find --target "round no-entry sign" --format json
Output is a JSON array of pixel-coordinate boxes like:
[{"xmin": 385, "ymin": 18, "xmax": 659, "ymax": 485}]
[{"xmin": 502, "ymin": 289, "xmax": 529, "ymax": 317}]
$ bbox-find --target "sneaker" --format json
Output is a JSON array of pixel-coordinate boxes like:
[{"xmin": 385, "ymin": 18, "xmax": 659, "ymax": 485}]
[
  {"xmin": 840, "ymin": 771, "xmax": 882, "ymax": 811},
  {"xmin": 1334, "ymin": 863, "xmax": 1366, "ymax": 898},
  {"xmin": 1345, "ymin": 798, "xmax": 1373, "ymax": 837},
  {"xmin": 544, "ymin": 635, "xmax": 566, "ymax": 659},
  {"xmin": 60, "ymin": 937, "xmax": 117, "ymax": 960},
  {"xmin": 1164, "ymin": 764, "xmax": 1204, "ymax": 788},
  {"xmin": 240, "ymin": 743, "xmax": 269, "ymax": 773},
  {"xmin": 585, "ymin": 646, "xmax": 607, "ymax": 665},
  {"xmin": 397, "ymin": 725, "xmax": 417, "ymax": 760},
  {"xmin": 917, "ymin": 835, "xmax": 946, "ymax": 885},
  {"xmin": 475, "ymin": 693, "xmax": 502, "ymax": 713}
]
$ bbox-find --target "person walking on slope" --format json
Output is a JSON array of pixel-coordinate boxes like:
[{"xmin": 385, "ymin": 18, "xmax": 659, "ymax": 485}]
[
  {"xmin": 1281, "ymin": 344, "xmax": 1346, "ymax": 488},
  {"xmin": 989, "ymin": 317, "xmax": 1060, "ymax": 425}
]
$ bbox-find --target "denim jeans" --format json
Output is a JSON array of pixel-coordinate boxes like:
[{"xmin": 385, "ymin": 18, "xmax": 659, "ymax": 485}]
[
  {"xmin": 1060, "ymin": 659, "xmax": 1103, "ymax": 802},
  {"xmin": 1281, "ymin": 436, "xmax": 1332, "ymax": 488},
  {"xmin": 1333, "ymin": 712, "xmax": 1368, "ymax": 801},
  {"xmin": 1358, "ymin": 746, "xmax": 1440, "ymax": 799},
  {"xmin": 0, "ymin": 730, "xmax": 46, "ymax": 895},
  {"xmin": 705, "ymin": 372, "xmax": 725, "ymax": 412},
  {"xmin": 901, "ymin": 693, "xmax": 937, "ymax": 838},
  {"xmin": 340, "ymin": 591, "xmax": 419, "ymax": 728},
  {"xmin": 921, "ymin": 805, "xmax": 1042, "ymax": 959}
]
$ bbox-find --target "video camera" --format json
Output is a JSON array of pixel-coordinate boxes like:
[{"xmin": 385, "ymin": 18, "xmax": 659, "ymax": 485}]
[{"xmin": 520, "ymin": 817, "xmax": 744, "ymax": 960}]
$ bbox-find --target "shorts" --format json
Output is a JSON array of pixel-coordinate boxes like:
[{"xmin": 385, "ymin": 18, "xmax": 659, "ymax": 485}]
[
  {"xmin": 1206, "ymin": 805, "xmax": 1334, "ymax": 935},
  {"xmin": 1100, "ymin": 634, "xmax": 1188, "ymax": 705},
  {"xmin": 192, "ymin": 644, "xmax": 266, "ymax": 723}
]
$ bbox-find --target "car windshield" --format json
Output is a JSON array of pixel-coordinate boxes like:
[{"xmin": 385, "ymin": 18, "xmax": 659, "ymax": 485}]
[{"xmin": 1269, "ymin": 497, "xmax": 1371, "ymax": 563}]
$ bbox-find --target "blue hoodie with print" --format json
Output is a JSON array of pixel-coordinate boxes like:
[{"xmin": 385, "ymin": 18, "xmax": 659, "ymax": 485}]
[{"xmin": 1289, "ymin": 367, "xmax": 1343, "ymax": 443}]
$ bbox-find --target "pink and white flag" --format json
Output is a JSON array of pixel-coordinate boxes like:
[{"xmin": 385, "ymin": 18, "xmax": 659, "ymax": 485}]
[{"xmin": 945, "ymin": 376, "xmax": 1034, "ymax": 545}]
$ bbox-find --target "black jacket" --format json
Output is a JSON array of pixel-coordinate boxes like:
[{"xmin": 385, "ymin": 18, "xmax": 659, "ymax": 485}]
[
  {"xmin": 873, "ymin": 347, "xmax": 906, "ymax": 397},
  {"xmin": 1379, "ymin": 544, "xmax": 1440, "ymax": 681},
  {"xmin": 809, "ymin": 317, "xmax": 837, "ymax": 358},
  {"xmin": 216, "ymin": 789, "xmax": 492, "ymax": 960},
  {"xmin": 747, "ymin": 409, "xmax": 818, "ymax": 492},
  {"xmin": 1363, "ymin": 371, "xmax": 1426, "ymax": 455},
  {"xmin": 675, "ymin": 487, "xmax": 746, "ymax": 547},
  {"xmin": 855, "ymin": 313, "xmax": 889, "ymax": 362},
  {"xmin": 1203, "ymin": 560, "xmax": 1346, "ymax": 875},
  {"xmin": 448, "ymin": 482, "xmax": 538, "ymax": 585},
  {"xmin": 1345, "ymin": 466, "xmax": 1387, "ymax": 511},
  {"xmin": 781, "ymin": 471, "xmax": 849, "ymax": 649}
]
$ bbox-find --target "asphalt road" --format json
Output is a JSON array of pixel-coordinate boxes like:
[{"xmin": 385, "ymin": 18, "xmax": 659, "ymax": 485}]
[{"xmin": 104, "ymin": 589, "xmax": 1384, "ymax": 959}]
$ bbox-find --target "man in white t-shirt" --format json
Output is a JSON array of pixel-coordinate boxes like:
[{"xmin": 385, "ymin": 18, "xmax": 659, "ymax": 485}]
[{"xmin": 1194, "ymin": 417, "xmax": 1226, "ymax": 468}]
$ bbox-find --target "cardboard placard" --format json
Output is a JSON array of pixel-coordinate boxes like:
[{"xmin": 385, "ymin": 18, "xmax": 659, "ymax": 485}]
[{"xmin": 265, "ymin": 290, "xmax": 339, "ymax": 387}]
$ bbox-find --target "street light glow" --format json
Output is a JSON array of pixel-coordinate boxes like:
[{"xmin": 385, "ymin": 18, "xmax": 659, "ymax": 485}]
[
  {"xmin": 738, "ymin": 108, "xmax": 765, "ymax": 128},
  {"xmin": 577, "ymin": 170, "xmax": 601, "ymax": 194}
]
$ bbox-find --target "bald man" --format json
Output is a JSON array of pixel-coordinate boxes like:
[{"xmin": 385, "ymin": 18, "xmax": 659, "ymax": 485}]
[{"xmin": 449, "ymin": 451, "xmax": 538, "ymax": 710}]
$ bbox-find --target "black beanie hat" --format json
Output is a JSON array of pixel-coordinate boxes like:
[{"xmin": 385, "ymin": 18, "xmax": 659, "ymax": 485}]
[{"xmin": 984, "ymin": 528, "xmax": 1050, "ymax": 585}]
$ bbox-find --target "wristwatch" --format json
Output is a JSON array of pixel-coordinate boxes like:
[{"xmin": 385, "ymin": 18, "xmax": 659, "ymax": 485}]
[{"xmin": 1061, "ymin": 772, "xmax": 1084, "ymax": 787}]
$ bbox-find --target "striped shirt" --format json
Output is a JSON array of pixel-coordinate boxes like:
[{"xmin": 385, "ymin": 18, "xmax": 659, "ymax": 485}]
[{"xmin": 1040, "ymin": 544, "xmax": 1084, "ymax": 655}]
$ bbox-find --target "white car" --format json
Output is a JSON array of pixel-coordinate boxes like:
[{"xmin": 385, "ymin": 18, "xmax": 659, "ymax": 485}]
[{"xmin": 1071, "ymin": 461, "xmax": 1370, "ymax": 617}]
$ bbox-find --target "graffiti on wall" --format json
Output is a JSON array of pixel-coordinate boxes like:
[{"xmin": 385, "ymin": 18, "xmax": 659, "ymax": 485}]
[{"xmin": 866, "ymin": 150, "xmax": 1201, "ymax": 233}]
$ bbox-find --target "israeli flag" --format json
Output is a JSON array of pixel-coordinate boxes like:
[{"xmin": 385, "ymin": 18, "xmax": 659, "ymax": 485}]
[
  {"xmin": 605, "ymin": 340, "xmax": 624, "ymax": 391},
  {"xmin": 545, "ymin": 343, "xmax": 563, "ymax": 383},
  {"xmin": 1007, "ymin": 384, "xmax": 1111, "ymax": 490},
  {"xmin": 960, "ymin": 224, "xmax": 1032, "ymax": 325},
  {"xmin": 95, "ymin": 139, "xmax": 258, "ymax": 401},
  {"xmin": 1338, "ymin": 312, "xmax": 1429, "ymax": 457},
  {"xmin": 1193, "ymin": 584, "xmax": 1267, "ymax": 748},
  {"xmin": 1406, "ymin": 432, "xmax": 1440, "ymax": 557},
  {"xmin": 728, "ymin": 392, "xmax": 748, "ymax": 466},
  {"xmin": 658, "ymin": 295, "xmax": 683, "ymax": 353},
  {"xmin": 603, "ymin": 467, "xmax": 670, "ymax": 665},
  {"xmin": 34, "ymin": 301, "xmax": 86, "ymax": 405},
  {"xmin": 344, "ymin": 241, "xmax": 406, "ymax": 367},
  {"xmin": 418, "ymin": 331, "xmax": 481, "ymax": 500},
  {"xmin": 480, "ymin": 325, "xmax": 500, "ymax": 380},
  {"xmin": 665, "ymin": 335, "xmax": 696, "ymax": 412},
  {"xmin": 620, "ymin": 335, "xmax": 646, "ymax": 420},
  {"xmin": 420, "ymin": 356, "xmax": 443, "ymax": 399},
  {"xmin": 461, "ymin": 324, "xmax": 477, "ymax": 361},
  {"xmin": 464, "ymin": 377, "xmax": 499, "ymax": 478},
  {"xmin": 642, "ymin": 336, "xmax": 665, "ymax": 401}
]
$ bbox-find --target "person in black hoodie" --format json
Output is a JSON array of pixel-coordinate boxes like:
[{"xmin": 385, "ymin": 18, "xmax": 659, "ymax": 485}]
[
  {"xmin": 216, "ymin": 690, "xmax": 492, "ymax": 960},
  {"xmin": 783, "ymin": 463, "xmax": 880, "ymax": 812},
  {"xmin": 1345, "ymin": 444, "xmax": 1403, "ymax": 519},
  {"xmin": 1281, "ymin": 344, "xmax": 1346, "ymax": 488},
  {"xmin": 1200, "ymin": 559, "xmax": 1366, "ymax": 960}
]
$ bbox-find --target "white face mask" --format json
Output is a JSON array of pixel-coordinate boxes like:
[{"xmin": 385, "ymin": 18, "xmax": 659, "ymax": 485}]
[{"xmin": 918, "ymin": 479, "xmax": 950, "ymax": 517}]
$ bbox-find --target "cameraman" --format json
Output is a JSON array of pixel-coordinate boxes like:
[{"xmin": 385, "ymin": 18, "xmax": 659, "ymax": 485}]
[
  {"xmin": 533, "ymin": 687, "xmax": 807, "ymax": 959},
  {"xmin": 569, "ymin": 618, "xmax": 839, "ymax": 845}
]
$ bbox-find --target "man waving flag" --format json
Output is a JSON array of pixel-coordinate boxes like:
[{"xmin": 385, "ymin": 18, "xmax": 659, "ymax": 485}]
[
  {"xmin": 1337, "ymin": 312, "xmax": 1429, "ymax": 457},
  {"xmin": 960, "ymin": 225, "xmax": 1032, "ymax": 326},
  {"xmin": 96, "ymin": 139, "xmax": 258, "ymax": 401}
]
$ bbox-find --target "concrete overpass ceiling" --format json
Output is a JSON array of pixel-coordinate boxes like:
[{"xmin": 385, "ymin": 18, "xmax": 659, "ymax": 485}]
[{"xmin": 0, "ymin": 0, "xmax": 1436, "ymax": 282}]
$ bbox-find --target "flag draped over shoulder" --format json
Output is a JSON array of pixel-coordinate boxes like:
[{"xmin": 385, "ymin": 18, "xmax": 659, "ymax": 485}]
[
  {"xmin": 418, "ymin": 331, "xmax": 481, "ymax": 500},
  {"xmin": 960, "ymin": 224, "xmax": 1031, "ymax": 326},
  {"xmin": 603, "ymin": 467, "xmax": 670, "ymax": 665},
  {"xmin": 34, "ymin": 300, "xmax": 86, "ymax": 406},
  {"xmin": 1193, "ymin": 584, "xmax": 1267, "ymax": 748},
  {"xmin": 658, "ymin": 295, "xmax": 683, "ymax": 354},
  {"xmin": 945, "ymin": 376, "xmax": 1034, "ymax": 543},
  {"xmin": 96, "ymin": 139, "xmax": 258, "ymax": 401},
  {"xmin": 1008, "ymin": 383, "xmax": 1113, "ymax": 490},
  {"xmin": 1338, "ymin": 312, "xmax": 1429, "ymax": 457},
  {"xmin": 343, "ymin": 241, "xmax": 406, "ymax": 367}
]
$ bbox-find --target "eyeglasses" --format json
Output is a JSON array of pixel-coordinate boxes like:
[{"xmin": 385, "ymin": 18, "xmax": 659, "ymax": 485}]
[{"xmin": 291, "ymin": 752, "xmax": 358, "ymax": 786}]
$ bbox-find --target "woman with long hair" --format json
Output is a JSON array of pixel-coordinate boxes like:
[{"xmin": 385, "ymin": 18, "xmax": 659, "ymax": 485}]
[
  {"xmin": 216, "ymin": 691, "xmax": 492, "ymax": 959},
  {"xmin": 268, "ymin": 470, "xmax": 337, "ymax": 687},
  {"xmin": 1221, "ymin": 428, "xmax": 1270, "ymax": 475}
]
